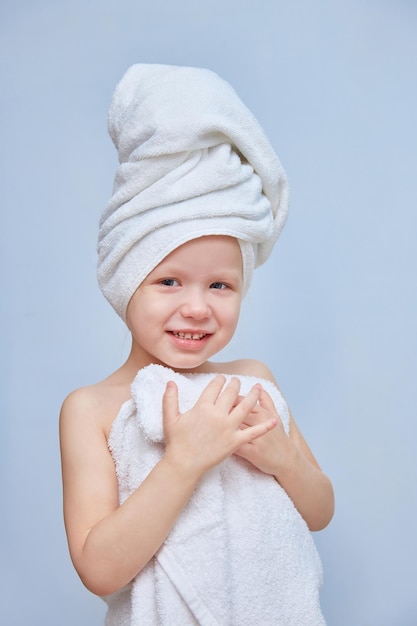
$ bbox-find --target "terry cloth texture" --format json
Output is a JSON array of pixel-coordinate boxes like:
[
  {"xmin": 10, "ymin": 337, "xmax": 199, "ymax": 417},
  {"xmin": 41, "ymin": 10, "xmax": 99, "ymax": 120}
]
[
  {"xmin": 97, "ymin": 64, "xmax": 288, "ymax": 320},
  {"xmin": 103, "ymin": 365, "xmax": 325, "ymax": 626}
]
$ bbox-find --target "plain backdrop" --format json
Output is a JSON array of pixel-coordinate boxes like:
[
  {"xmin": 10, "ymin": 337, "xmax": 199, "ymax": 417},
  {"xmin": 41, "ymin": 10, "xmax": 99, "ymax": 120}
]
[{"xmin": 1, "ymin": 1, "xmax": 416, "ymax": 624}]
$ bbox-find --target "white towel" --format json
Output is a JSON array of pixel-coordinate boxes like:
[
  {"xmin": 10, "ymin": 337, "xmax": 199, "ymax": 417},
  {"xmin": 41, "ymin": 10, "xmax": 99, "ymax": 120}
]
[
  {"xmin": 97, "ymin": 65, "xmax": 288, "ymax": 320},
  {"xmin": 104, "ymin": 365, "xmax": 325, "ymax": 626}
]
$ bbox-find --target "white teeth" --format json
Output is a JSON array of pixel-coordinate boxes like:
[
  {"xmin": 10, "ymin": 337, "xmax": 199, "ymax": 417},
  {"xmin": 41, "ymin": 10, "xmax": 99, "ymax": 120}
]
[{"xmin": 173, "ymin": 332, "xmax": 206, "ymax": 340}]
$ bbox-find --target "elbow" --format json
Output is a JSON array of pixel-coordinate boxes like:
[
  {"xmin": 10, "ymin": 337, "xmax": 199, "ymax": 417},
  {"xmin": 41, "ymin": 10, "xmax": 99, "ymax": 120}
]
[
  {"xmin": 78, "ymin": 567, "xmax": 127, "ymax": 598},
  {"xmin": 73, "ymin": 547, "xmax": 148, "ymax": 597},
  {"xmin": 70, "ymin": 533, "xmax": 137, "ymax": 597},
  {"xmin": 72, "ymin": 550, "xmax": 131, "ymax": 597},
  {"xmin": 308, "ymin": 485, "xmax": 335, "ymax": 532},
  {"xmin": 308, "ymin": 512, "xmax": 333, "ymax": 532}
]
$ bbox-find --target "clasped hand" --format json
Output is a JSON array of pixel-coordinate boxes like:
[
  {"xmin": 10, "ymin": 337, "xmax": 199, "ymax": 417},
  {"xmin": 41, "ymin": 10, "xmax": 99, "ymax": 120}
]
[{"xmin": 162, "ymin": 376, "xmax": 284, "ymax": 479}]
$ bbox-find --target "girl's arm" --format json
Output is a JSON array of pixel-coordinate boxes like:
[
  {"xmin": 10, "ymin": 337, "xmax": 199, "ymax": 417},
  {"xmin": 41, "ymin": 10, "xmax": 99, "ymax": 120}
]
[
  {"xmin": 233, "ymin": 361, "xmax": 335, "ymax": 531},
  {"xmin": 60, "ymin": 377, "xmax": 276, "ymax": 597},
  {"xmin": 273, "ymin": 408, "xmax": 334, "ymax": 531}
]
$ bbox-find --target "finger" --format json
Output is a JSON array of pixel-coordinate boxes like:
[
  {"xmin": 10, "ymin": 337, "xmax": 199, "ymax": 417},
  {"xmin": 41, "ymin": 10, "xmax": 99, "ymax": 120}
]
[
  {"xmin": 235, "ymin": 394, "xmax": 261, "ymax": 413},
  {"xmin": 215, "ymin": 377, "xmax": 241, "ymax": 411},
  {"xmin": 231, "ymin": 384, "xmax": 261, "ymax": 423},
  {"xmin": 162, "ymin": 381, "xmax": 179, "ymax": 428},
  {"xmin": 240, "ymin": 412, "xmax": 262, "ymax": 427},
  {"xmin": 238, "ymin": 415, "xmax": 277, "ymax": 445},
  {"xmin": 197, "ymin": 374, "xmax": 227, "ymax": 404},
  {"xmin": 229, "ymin": 394, "xmax": 245, "ymax": 409},
  {"xmin": 258, "ymin": 387, "xmax": 279, "ymax": 417}
]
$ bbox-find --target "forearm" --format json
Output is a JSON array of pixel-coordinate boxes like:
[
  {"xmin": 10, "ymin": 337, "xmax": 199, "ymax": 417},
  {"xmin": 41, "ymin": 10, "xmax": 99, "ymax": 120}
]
[
  {"xmin": 274, "ymin": 443, "xmax": 334, "ymax": 531},
  {"xmin": 76, "ymin": 456, "xmax": 200, "ymax": 596}
]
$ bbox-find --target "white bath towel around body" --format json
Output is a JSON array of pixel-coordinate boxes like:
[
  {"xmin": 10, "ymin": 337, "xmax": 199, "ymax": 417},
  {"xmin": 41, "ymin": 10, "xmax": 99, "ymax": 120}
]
[{"xmin": 104, "ymin": 365, "xmax": 325, "ymax": 626}]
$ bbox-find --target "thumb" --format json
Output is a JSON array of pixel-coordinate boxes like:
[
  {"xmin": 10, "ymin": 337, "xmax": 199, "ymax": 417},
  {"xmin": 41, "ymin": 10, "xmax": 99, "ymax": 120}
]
[
  {"xmin": 258, "ymin": 387, "xmax": 278, "ymax": 417},
  {"xmin": 162, "ymin": 380, "xmax": 179, "ymax": 433}
]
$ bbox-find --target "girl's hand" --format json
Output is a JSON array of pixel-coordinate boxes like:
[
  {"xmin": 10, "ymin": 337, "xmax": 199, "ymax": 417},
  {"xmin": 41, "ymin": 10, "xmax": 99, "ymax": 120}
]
[
  {"xmin": 234, "ymin": 386, "xmax": 291, "ymax": 476},
  {"xmin": 162, "ymin": 376, "xmax": 277, "ymax": 478}
]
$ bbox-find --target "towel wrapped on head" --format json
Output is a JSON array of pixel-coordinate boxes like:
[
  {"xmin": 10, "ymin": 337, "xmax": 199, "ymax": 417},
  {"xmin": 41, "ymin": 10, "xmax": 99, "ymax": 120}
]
[{"xmin": 97, "ymin": 64, "xmax": 288, "ymax": 320}]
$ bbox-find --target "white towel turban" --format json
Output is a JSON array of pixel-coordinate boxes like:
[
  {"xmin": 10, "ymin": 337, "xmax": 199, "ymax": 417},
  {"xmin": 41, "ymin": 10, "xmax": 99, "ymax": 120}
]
[{"xmin": 97, "ymin": 64, "xmax": 288, "ymax": 321}]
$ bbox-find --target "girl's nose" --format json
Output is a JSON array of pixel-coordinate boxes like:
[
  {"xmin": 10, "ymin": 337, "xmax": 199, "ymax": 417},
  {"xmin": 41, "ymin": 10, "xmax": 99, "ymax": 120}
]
[{"xmin": 180, "ymin": 290, "xmax": 211, "ymax": 320}]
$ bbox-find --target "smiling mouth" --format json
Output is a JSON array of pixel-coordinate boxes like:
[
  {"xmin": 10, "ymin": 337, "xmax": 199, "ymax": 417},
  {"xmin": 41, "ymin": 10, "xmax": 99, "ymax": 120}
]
[{"xmin": 171, "ymin": 331, "xmax": 208, "ymax": 340}]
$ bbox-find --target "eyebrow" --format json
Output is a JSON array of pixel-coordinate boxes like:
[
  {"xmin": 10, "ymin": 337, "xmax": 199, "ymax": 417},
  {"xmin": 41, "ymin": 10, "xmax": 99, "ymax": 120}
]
[{"xmin": 151, "ymin": 264, "xmax": 242, "ymax": 282}]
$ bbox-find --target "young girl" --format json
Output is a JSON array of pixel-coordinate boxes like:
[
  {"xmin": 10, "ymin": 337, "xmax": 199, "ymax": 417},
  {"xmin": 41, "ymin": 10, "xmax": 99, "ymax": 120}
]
[{"xmin": 60, "ymin": 64, "xmax": 334, "ymax": 626}]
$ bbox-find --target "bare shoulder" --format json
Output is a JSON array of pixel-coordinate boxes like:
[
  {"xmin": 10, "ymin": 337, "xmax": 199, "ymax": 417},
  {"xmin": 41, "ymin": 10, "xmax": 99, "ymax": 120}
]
[
  {"xmin": 211, "ymin": 358, "xmax": 278, "ymax": 385},
  {"xmin": 60, "ymin": 375, "xmax": 132, "ymax": 438}
]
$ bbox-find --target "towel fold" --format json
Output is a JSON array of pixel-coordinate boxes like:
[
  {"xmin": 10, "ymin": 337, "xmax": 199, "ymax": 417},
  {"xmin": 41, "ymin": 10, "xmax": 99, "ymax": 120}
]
[
  {"xmin": 97, "ymin": 65, "xmax": 288, "ymax": 320},
  {"xmin": 104, "ymin": 365, "xmax": 324, "ymax": 626}
]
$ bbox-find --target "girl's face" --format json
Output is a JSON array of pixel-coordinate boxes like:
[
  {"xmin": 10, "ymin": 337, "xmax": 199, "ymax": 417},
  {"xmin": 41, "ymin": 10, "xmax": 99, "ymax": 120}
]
[{"xmin": 126, "ymin": 236, "xmax": 243, "ymax": 371}]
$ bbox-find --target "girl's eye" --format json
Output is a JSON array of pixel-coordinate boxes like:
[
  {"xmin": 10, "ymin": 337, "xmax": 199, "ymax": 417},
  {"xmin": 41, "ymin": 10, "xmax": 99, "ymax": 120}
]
[
  {"xmin": 160, "ymin": 278, "xmax": 179, "ymax": 287},
  {"xmin": 210, "ymin": 282, "xmax": 228, "ymax": 290}
]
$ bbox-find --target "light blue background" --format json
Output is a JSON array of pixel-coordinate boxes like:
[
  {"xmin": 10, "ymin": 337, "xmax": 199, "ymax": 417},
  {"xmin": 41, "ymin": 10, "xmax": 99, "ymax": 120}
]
[{"xmin": 2, "ymin": 1, "xmax": 416, "ymax": 624}]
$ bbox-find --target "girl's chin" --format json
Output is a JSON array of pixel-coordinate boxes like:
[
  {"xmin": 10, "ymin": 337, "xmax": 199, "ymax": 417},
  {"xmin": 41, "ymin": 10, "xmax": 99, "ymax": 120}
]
[
  {"xmin": 150, "ymin": 349, "xmax": 216, "ymax": 372},
  {"xmin": 132, "ymin": 340, "xmax": 224, "ymax": 372},
  {"xmin": 158, "ymin": 356, "xmax": 208, "ymax": 372}
]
